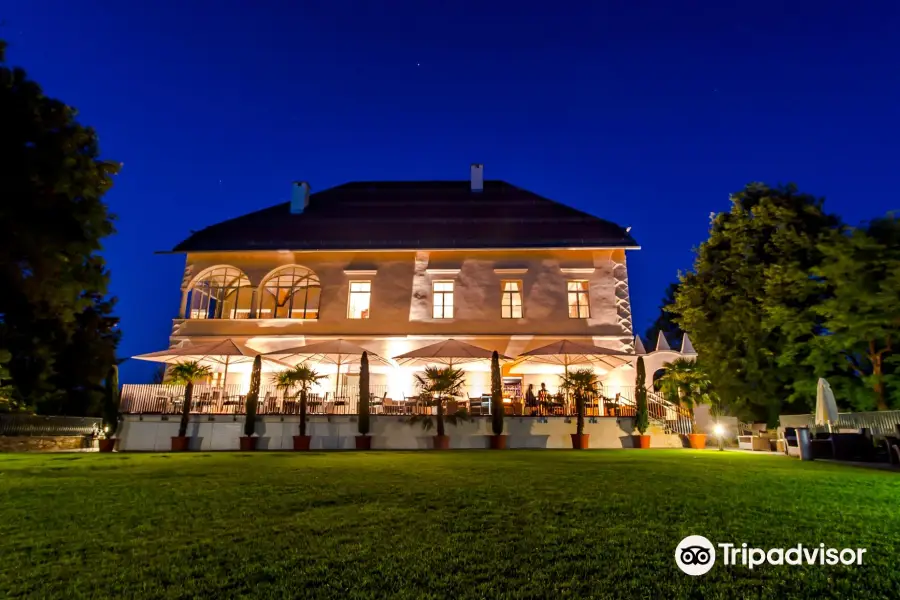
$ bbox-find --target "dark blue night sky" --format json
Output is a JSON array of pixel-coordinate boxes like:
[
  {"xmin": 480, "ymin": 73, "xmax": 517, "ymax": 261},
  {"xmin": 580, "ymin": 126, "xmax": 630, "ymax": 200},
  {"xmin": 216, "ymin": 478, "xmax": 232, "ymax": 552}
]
[{"xmin": 6, "ymin": 1, "xmax": 899, "ymax": 382}]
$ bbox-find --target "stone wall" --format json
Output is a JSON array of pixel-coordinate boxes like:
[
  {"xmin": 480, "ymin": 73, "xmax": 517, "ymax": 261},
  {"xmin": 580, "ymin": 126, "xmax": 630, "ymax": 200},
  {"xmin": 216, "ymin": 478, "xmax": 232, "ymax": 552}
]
[
  {"xmin": 118, "ymin": 414, "xmax": 687, "ymax": 451},
  {"xmin": 0, "ymin": 436, "xmax": 91, "ymax": 452}
]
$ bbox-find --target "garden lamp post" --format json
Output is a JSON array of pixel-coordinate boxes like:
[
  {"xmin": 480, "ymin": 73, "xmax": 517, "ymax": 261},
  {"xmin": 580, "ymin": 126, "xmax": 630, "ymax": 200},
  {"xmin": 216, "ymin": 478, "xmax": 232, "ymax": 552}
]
[{"xmin": 713, "ymin": 423, "xmax": 725, "ymax": 451}]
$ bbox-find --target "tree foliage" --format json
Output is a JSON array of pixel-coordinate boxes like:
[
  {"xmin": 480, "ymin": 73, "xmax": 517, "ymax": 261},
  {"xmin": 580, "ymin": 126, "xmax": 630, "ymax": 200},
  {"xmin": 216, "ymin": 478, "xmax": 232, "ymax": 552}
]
[
  {"xmin": 672, "ymin": 183, "xmax": 841, "ymax": 424},
  {"xmin": 559, "ymin": 368, "xmax": 599, "ymax": 436},
  {"xmin": 243, "ymin": 356, "xmax": 261, "ymax": 437},
  {"xmin": 272, "ymin": 364, "xmax": 325, "ymax": 437},
  {"xmin": 0, "ymin": 41, "xmax": 120, "ymax": 414},
  {"xmin": 168, "ymin": 361, "xmax": 212, "ymax": 438},
  {"xmin": 409, "ymin": 366, "xmax": 469, "ymax": 436},
  {"xmin": 490, "ymin": 351, "xmax": 503, "ymax": 436},
  {"xmin": 806, "ymin": 216, "xmax": 900, "ymax": 410},
  {"xmin": 634, "ymin": 357, "xmax": 650, "ymax": 435},
  {"xmin": 656, "ymin": 358, "xmax": 718, "ymax": 425}
]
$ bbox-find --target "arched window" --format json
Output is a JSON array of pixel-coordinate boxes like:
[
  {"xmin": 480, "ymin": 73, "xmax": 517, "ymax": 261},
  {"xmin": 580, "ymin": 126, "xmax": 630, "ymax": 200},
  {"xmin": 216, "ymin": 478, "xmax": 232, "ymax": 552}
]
[
  {"xmin": 186, "ymin": 266, "xmax": 253, "ymax": 319},
  {"xmin": 258, "ymin": 266, "xmax": 321, "ymax": 319},
  {"xmin": 652, "ymin": 369, "xmax": 666, "ymax": 392}
]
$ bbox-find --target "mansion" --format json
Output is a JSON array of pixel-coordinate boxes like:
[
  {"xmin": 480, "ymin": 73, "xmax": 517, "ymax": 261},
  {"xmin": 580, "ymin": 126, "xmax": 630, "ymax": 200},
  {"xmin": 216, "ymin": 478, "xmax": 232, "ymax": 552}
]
[{"xmin": 161, "ymin": 165, "xmax": 648, "ymax": 402}]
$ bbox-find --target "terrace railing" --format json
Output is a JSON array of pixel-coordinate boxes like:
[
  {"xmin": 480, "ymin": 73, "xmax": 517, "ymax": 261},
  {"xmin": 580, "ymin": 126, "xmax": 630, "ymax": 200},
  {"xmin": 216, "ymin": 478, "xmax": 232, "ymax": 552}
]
[
  {"xmin": 793, "ymin": 410, "xmax": 900, "ymax": 437},
  {"xmin": 121, "ymin": 384, "xmax": 690, "ymax": 431},
  {"xmin": 0, "ymin": 415, "xmax": 103, "ymax": 437},
  {"xmin": 608, "ymin": 386, "xmax": 693, "ymax": 435}
]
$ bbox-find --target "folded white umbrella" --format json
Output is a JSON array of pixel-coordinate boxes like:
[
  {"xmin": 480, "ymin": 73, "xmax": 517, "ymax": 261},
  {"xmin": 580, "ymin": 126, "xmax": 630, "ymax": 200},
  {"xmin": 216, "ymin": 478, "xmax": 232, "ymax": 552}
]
[{"xmin": 815, "ymin": 377, "xmax": 839, "ymax": 429}]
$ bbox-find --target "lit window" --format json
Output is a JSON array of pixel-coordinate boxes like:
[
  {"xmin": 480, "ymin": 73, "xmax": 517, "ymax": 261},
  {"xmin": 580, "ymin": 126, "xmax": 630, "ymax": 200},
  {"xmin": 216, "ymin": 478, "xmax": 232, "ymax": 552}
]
[
  {"xmin": 348, "ymin": 281, "xmax": 371, "ymax": 319},
  {"xmin": 186, "ymin": 266, "xmax": 252, "ymax": 319},
  {"xmin": 258, "ymin": 266, "xmax": 320, "ymax": 319},
  {"xmin": 501, "ymin": 281, "xmax": 523, "ymax": 319},
  {"xmin": 567, "ymin": 280, "xmax": 590, "ymax": 319},
  {"xmin": 433, "ymin": 281, "xmax": 454, "ymax": 319}
]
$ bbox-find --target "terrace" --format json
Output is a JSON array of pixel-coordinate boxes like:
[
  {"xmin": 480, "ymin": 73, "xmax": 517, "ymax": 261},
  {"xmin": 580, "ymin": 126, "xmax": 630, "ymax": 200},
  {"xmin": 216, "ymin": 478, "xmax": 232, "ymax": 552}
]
[{"xmin": 120, "ymin": 383, "xmax": 693, "ymax": 430}]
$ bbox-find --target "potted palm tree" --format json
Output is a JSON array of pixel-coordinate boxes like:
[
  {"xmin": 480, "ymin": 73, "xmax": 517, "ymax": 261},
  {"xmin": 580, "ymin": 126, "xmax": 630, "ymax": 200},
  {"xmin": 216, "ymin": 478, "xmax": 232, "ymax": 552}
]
[
  {"xmin": 560, "ymin": 368, "xmax": 598, "ymax": 449},
  {"xmin": 409, "ymin": 366, "xmax": 469, "ymax": 449},
  {"xmin": 489, "ymin": 351, "xmax": 506, "ymax": 449},
  {"xmin": 273, "ymin": 363, "xmax": 325, "ymax": 450},
  {"xmin": 657, "ymin": 358, "xmax": 715, "ymax": 449},
  {"xmin": 169, "ymin": 361, "xmax": 212, "ymax": 451},
  {"xmin": 240, "ymin": 355, "xmax": 262, "ymax": 451},
  {"xmin": 99, "ymin": 365, "xmax": 120, "ymax": 453},
  {"xmin": 634, "ymin": 357, "xmax": 651, "ymax": 448},
  {"xmin": 356, "ymin": 351, "xmax": 372, "ymax": 450}
]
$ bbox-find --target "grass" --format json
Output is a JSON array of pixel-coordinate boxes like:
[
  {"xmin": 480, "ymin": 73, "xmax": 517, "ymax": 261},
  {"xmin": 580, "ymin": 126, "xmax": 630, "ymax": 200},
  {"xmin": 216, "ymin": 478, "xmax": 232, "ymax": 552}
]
[{"xmin": 0, "ymin": 451, "xmax": 898, "ymax": 599}]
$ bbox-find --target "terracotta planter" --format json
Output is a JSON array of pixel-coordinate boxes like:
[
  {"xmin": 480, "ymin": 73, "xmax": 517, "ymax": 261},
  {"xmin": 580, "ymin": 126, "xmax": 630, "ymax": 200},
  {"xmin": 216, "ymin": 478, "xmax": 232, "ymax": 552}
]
[
  {"xmin": 355, "ymin": 435, "xmax": 372, "ymax": 450},
  {"xmin": 433, "ymin": 435, "xmax": 450, "ymax": 450},
  {"xmin": 98, "ymin": 438, "xmax": 116, "ymax": 453},
  {"xmin": 170, "ymin": 436, "xmax": 190, "ymax": 452},
  {"xmin": 570, "ymin": 433, "xmax": 590, "ymax": 449},
  {"xmin": 239, "ymin": 436, "xmax": 257, "ymax": 451},
  {"xmin": 688, "ymin": 433, "xmax": 707, "ymax": 449},
  {"xmin": 634, "ymin": 434, "xmax": 651, "ymax": 449},
  {"xmin": 293, "ymin": 435, "xmax": 312, "ymax": 451},
  {"xmin": 489, "ymin": 435, "xmax": 507, "ymax": 450}
]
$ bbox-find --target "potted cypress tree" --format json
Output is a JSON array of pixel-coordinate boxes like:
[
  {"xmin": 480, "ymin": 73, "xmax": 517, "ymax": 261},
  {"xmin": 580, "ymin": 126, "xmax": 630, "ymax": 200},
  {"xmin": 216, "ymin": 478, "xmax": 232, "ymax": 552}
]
[
  {"xmin": 274, "ymin": 364, "xmax": 325, "ymax": 450},
  {"xmin": 409, "ymin": 366, "xmax": 469, "ymax": 449},
  {"xmin": 633, "ymin": 357, "xmax": 651, "ymax": 448},
  {"xmin": 99, "ymin": 365, "xmax": 120, "ymax": 452},
  {"xmin": 488, "ymin": 351, "xmax": 506, "ymax": 449},
  {"xmin": 560, "ymin": 368, "xmax": 598, "ymax": 449},
  {"xmin": 168, "ymin": 361, "xmax": 212, "ymax": 451},
  {"xmin": 239, "ymin": 355, "xmax": 262, "ymax": 451},
  {"xmin": 356, "ymin": 351, "xmax": 372, "ymax": 450}
]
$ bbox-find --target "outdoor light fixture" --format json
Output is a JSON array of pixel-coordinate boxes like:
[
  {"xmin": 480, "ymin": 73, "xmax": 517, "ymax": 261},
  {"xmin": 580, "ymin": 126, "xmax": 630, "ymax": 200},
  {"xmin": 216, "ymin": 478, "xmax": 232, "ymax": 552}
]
[{"xmin": 713, "ymin": 423, "xmax": 725, "ymax": 451}]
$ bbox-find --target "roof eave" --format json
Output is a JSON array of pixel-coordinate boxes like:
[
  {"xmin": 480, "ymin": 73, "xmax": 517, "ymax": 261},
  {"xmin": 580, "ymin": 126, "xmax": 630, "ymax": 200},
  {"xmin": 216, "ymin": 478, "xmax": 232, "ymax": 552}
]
[{"xmin": 157, "ymin": 244, "xmax": 641, "ymax": 255}]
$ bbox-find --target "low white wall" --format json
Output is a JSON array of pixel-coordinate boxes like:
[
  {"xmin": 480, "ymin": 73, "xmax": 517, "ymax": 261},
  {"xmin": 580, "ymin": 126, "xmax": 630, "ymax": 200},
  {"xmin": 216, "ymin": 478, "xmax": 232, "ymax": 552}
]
[{"xmin": 117, "ymin": 415, "xmax": 665, "ymax": 451}]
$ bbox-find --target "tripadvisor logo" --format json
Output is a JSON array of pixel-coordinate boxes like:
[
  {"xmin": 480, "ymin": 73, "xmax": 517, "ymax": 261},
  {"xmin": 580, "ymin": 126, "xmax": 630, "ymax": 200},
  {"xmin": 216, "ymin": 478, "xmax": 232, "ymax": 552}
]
[{"xmin": 675, "ymin": 535, "xmax": 867, "ymax": 576}]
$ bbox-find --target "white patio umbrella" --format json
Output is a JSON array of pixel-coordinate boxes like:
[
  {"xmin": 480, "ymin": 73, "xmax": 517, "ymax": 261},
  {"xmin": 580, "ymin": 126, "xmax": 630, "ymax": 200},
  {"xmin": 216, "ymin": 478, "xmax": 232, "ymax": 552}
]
[
  {"xmin": 392, "ymin": 339, "xmax": 513, "ymax": 368},
  {"xmin": 265, "ymin": 339, "xmax": 392, "ymax": 399},
  {"xmin": 815, "ymin": 377, "xmax": 839, "ymax": 431},
  {"xmin": 132, "ymin": 339, "xmax": 286, "ymax": 386},
  {"xmin": 512, "ymin": 340, "xmax": 631, "ymax": 372}
]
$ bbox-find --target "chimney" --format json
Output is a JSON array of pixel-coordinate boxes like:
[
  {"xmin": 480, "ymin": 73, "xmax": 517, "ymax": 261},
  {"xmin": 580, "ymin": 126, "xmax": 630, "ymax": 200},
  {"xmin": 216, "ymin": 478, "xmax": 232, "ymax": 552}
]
[
  {"xmin": 291, "ymin": 181, "xmax": 310, "ymax": 214},
  {"xmin": 470, "ymin": 164, "xmax": 484, "ymax": 192}
]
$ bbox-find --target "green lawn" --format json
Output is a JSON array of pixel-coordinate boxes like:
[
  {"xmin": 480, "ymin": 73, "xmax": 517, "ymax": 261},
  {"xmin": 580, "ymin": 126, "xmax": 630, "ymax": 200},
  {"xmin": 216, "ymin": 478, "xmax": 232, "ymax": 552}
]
[{"xmin": 0, "ymin": 451, "xmax": 898, "ymax": 599}]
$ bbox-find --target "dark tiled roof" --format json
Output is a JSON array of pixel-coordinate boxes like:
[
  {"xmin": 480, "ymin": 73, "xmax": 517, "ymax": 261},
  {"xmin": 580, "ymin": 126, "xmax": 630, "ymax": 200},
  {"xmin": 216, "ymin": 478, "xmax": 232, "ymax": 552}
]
[{"xmin": 171, "ymin": 180, "xmax": 638, "ymax": 252}]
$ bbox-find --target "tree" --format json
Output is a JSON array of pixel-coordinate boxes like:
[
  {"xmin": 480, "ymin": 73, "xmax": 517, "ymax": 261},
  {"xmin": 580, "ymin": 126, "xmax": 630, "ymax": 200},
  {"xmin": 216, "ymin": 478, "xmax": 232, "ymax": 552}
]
[
  {"xmin": 358, "ymin": 352, "xmax": 370, "ymax": 436},
  {"xmin": 273, "ymin": 364, "xmax": 325, "ymax": 438},
  {"xmin": 40, "ymin": 292, "xmax": 120, "ymax": 415},
  {"xmin": 559, "ymin": 368, "xmax": 599, "ymax": 438},
  {"xmin": 0, "ymin": 40, "xmax": 120, "ymax": 413},
  {"xmin": 168, "ymin": 361, "xmax": 212, "ymax": 438},
  {"xmin": 808, "ymin": 216, "xmax": 900, "ymax": 410},
  {"xmin": 409, "ymin": 366, "xmax": 469, "ymax": 437},
  {"xmin": 672, "ymin": 183, "xmax": 842, "ymax": 424},
  {"xmin": 634, "ymin": 357, "xmax": 649, "ymax": 435},
  {"xmin": 0, "ymin": 349, "xmax": 19, "ymax": 413},
  {"xmin": 102, "ymin": 365, "xmax": 120, "ymax": 437},
  {"xmin": 490, "ymin": 351, "xmax": 503, "ymax": 436},
  {"xmin": 645, "ymin": 282, "xmax": 683, "ymax": 351},
  {"xmin": 656, "ymin": 358, "xmax": 718, "ymax": 426},
  {"xmin": 243, "ymin": 356, "xmax": 261, "ymax": 436}
]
